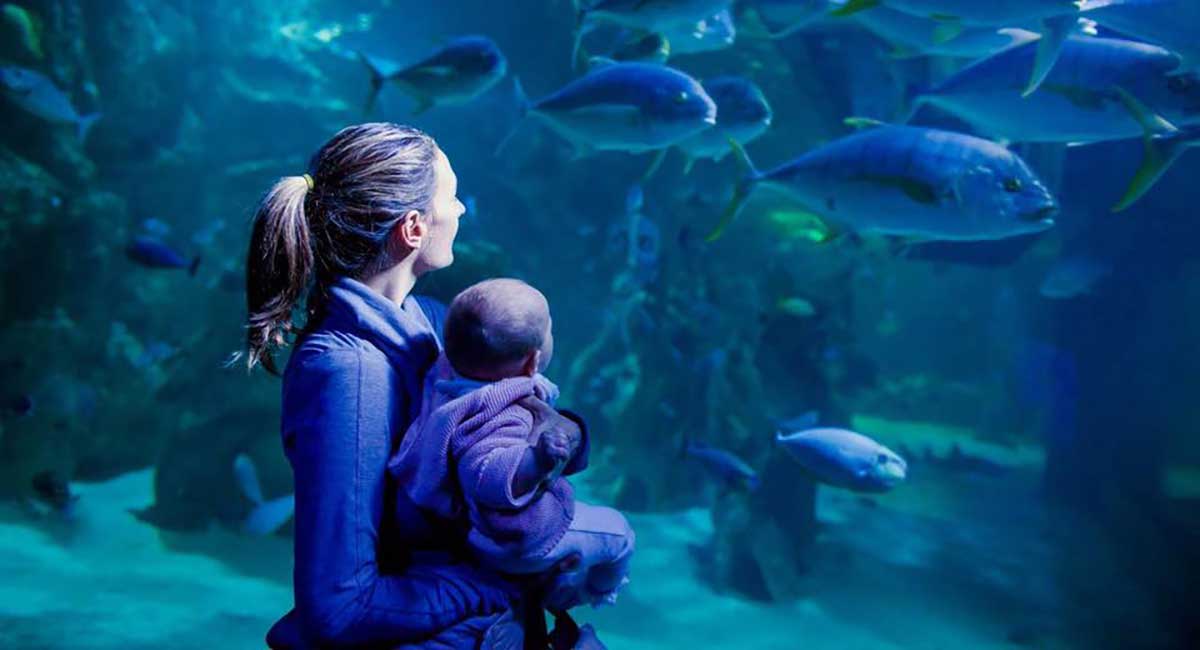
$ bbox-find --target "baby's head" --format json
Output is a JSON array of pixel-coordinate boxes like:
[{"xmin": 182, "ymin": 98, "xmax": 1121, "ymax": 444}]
[{"xmin": 444, "ymin": 278, "xmax": 554, "ymax": 382}]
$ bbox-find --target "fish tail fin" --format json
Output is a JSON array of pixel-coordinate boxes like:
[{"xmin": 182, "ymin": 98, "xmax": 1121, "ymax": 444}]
[
  {"xmin": 494, "ymin": 76, "xmax": 530, "ymax": 157},
  {"xmin": 357, "ymin": 50, "xmax": 387, "ymax": 114},
  {"xmin": 899, "ymin": 83, "xmax": 928, "ymax": 124},
  {"xmin": 682, "ymin": 155, "xmax": 697, "ymax": 175},
  {"xmin": 1114, "ymin": 129, "xmax": 1199, "ymax": 212},
  {"xmin": 1022, "ymin": 15, "xmax": 1073, "ymax": 97},
  {"xmin": 1111, "ymin": 86, "xmax": 1194, "ymax": 212},
  {"xmin": 232, "ymin": 453, "xmax": 264, "ymax": 506},
  {"xmin": 705, "ymin": 139, "xmax": 759, "ymax": 242},
  {"xmin": 829, "ymin": 0, "xmax": 880, "ymax": 18},
  {"xmin": 188, "ymin": 255, "xmax": 202, "ymax": 277},
  {"xmin": 77, "ymin": 112, "xmax": 101, "ymax": 144},
  {"xmin": 244, "ymin": 494, "xmax": 296, "ymax": 536}
]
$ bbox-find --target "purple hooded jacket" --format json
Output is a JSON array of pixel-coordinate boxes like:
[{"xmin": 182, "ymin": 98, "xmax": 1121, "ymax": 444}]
[
  {"xmin": 390, "ymin": 368, "xmax": 589, "ymax": 568},
  {"xmin": 265, "ymin": 277, "xmax": 516, "ymax": 649}
]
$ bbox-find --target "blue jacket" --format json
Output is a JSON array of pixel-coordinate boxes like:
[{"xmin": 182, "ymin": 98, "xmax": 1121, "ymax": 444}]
[{"xmin": 266, "ymin": 277, "xmax": 514, "ymax": 649}]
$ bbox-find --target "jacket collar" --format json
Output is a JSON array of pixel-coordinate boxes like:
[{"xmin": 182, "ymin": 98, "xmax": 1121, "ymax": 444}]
[{"xmin": 325, "ymin": 276, "xmax": 440, "ymax": 367}]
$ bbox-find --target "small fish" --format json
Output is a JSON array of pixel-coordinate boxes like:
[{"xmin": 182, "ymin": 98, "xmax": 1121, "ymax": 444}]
[
  {"xmin": 834, "ymin": 0, "xmax": 1086, "ymax": 95},
  {"xmin": 30, "ymin": 470, "xmax": 78, "ymax": 513},
  {"xmin": 1039, "ymin": 255, "xmax": 1111, "ymax": 299},
  {"xmin": 710, "ymin": 124, "xmax": 1058, "ymax": 242},
  {"xmin": 676, "ymin": 76, "xmax": 773, "ymax": 172},
  {"xmin": 607, "ymin": 32, "xmax": 671, "ymax": 64},
  {"xmin": 233, "ymin": 453, "xmax": 295, "ymax": 536},
  {"xmin": 775, "ymin": 427, "xmax": 907, "ymax": 493},
  {"xmin": 662, "ymin": 8, "xmax": 737, "ymax": 57},
  {"xmin": 359, "ymin": 35, "xmax": 507, "ymax": 114},
  {"xmin": 1082, "ymin": 0, "xmax": 1200, "ymax": 75},
  {"xmin": 0, "ymin": 65, "xmax": 100, "ymax": 141},
  {"xmin": 574, "ymin": 0, "xmax": 733, "ymax": 62},
  {"xmin": 125, "ymin": 236, "xmax": 201, "ymax": 275},
  {"xmin": 684, "ymin": 438, "xmax": 761, "ymax": 491},
  {"xmin": 1, "ymin": 3, "xmax": 43, "ymax": 61},
  {"xmin": 4, "ymin": 393, "xmax": 34, "ymax": 417},
  {"xmin": 501, "ymin": 62, "xmax": 716, "ymax": 157}
]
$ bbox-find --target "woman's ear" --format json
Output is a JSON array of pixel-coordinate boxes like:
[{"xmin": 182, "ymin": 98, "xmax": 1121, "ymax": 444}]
[
  {"xmin": 521, "ymin": 350, "xmax": 542, "ymax": 377},
  {"xmin": 394, "ymin": 209, "xmax": 426, "ymax": 248}
]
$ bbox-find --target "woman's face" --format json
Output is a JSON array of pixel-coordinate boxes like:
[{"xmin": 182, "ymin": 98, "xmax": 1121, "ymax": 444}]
[{"xmin": 414, "ymin": 148, "xmax": 464, "ymax": 275}]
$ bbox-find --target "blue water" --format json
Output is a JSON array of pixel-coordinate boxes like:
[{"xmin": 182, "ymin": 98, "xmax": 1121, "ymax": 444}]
[{"xmin": 2, "ymin": 1, "xmax": 1199, "ymax": 649}]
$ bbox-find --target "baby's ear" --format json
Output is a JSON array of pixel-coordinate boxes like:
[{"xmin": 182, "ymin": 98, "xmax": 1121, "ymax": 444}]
[{"xmin": 521, "ymin": 350, "xmax": 541, "ymax": 377}]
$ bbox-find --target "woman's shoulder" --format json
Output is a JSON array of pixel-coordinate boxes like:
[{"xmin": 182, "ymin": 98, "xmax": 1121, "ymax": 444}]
[{"xmin": 286, "ymin": 327, "xmax": 392, "ymax": 378}]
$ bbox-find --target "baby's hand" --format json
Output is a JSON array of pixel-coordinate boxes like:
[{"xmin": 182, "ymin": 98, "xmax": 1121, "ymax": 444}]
[{"xmin": 537, "ymin": 427, "xmax": 575, "ymax": 470}]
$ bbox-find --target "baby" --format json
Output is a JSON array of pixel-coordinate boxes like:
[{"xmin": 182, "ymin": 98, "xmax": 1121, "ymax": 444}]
[{"xmin": 390, "ymin": 278, "xmax": 635, "ymax": 618}]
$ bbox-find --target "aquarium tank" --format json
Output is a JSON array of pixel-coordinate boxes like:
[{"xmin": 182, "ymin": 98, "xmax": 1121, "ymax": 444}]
[{"xmin": 2, "ymin": 1, "xmax": 1199, "ymax": 648}]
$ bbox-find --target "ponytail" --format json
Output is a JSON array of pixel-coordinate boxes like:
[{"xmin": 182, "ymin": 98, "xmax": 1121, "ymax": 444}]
[{"xmin": 243, "ymin": 175, "xmax": 313, "ymax": 375}]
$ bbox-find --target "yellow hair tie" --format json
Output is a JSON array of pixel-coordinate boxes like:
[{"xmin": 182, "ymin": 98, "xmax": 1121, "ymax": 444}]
[{"xmin": 302, "ymin": 173, "xmax": 314, "ymax": 190}]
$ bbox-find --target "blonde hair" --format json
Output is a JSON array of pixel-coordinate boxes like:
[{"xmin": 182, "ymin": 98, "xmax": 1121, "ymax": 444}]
[{"xmin": 242, "ymin": 123, "xmax": 438, "ymax": 374}]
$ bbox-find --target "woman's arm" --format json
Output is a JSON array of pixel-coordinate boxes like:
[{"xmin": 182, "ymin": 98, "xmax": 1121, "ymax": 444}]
[{"xmin": 283, "ymin": 348, "xmax": 512, "ymax": 645}]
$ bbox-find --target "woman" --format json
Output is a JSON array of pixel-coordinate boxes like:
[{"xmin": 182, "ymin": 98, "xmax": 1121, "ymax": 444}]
[{"xmin": 242, "ymin": 123, "xmax": 576, "ymax": 648}]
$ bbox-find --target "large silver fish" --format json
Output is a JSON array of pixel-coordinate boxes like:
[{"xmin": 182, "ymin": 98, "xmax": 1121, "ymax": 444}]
[
  {"xmin": 775, "ymin": 427, "xmax": 907, "ymax": 493},
  {"xmin": 853, "ymin": 7, "xmax": 1040, "ymax": 59},
  {"xmin": 835, "ymin": 0, "xmax": 1088, "ymax": 95},
  {"xmin": 1082, "ymin": 0, "xmax": 1200, "ymax": 74},
  {"xmin": 0, "ymin": 65, "xmax": 99, "ymax": 141},
  {"xmin": 358, "ymin": 35, "xmax": 507, "ymax": 114},
  {"xmin": 503, "ymin": 61, "xmax": 716, "ymax": 156},
  {"xmin": 574, "ymin": 0, "xmax": 732, "ymax": 62},
  {"xmin": 708, "ymin": 124, "xmax": 1058, "ymax": 242}
]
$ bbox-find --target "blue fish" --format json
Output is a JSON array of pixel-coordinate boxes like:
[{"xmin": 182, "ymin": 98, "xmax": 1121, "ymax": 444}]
[
  {"xmin": 607, "ymin": 32, "xmax": 672, "ymax": 64},
  {"xmin": 775, "ymin": 427, "xmax": 907, "ymax": 493},
  {"xmin": 684, "ymin": 438, "xmax": 761, "ymax": 491},
  {"xmin": 359, "ymin": 35, "xmax": 507, "ymax": 114},
  {"xmin": 503, "ymin": 62, "xmax": 716, "ymax": 156},
  {"xmin": 1082, "ymin": 0, "xmax": 1200, "ymax": 74},
  {"xmin": 835, "ymin": 0, "xmax": 1087, "ymax": 95},
  {"xmin": 709, "ymin": 124, "xmax": 1058, "ymax": 242},
  {"xmin": 125, "ymin": 236, "xmax": 201, "ymax": 275},
  {"xmin": 662, "ymin": 8, "xmax": 737, "ymax": 56},
  {"xmin": 233, "ymin": 453, "xmax": 295, "ymax": 536},
  {"xmin": 0, "ymin": 65, "xmax": 100, "ymax": 141},
  {"xmin": 574, "ymin": 0, "xmax": 733, "ymax": 62},
  {"xmin": 853, "ymin": 8, "xmax": 1040, "ymax": 59},
  {"xmin": 677, "ymin": 76, "xmax": 773, "ymax": 172},
  {"xmin": 908, "ymin": 36, "xmax": 1200, "ymax": 145}
]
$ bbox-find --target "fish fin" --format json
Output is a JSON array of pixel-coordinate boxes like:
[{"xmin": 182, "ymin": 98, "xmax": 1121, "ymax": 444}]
[
  {"xmin": 706, "ymin": 139, "xmax": 760, "ymax": 242},
  {"xmin": 931, "ymin": 22, "xmax": 964, "ymax": 45},
  {"xmin": 830, "ymin": 0, "xmax": 880, "ymax": 18},
  {"xmin": 1113, "ymin": 86, "xmax": 1178, "ymax": 136},
  {"xmin": 357, "ymin": 50, "xmax": 389, "ymax": 114},
  {"xmin": 899, "ymin": 84, "xmax": 929, "ymax": 124},
  {"xmin": 244, "ymin": 494, "xmax": 295, "ymax": 536},
  {"xmin": 996, "ymin": 28, "xmax": 1042, "ymax": 49},
  {"xmin": 494, "ymin": 76, "xmax": 530, "ymax": 156},
  {"xmin": 887, "ymin": 45, "xmax": 921, "ymax": 60},
  {"xmin": 641, "ymin": 148, "xmax": 668, "ymax": 181},
  {"xmin": 1113, "ymin": 128, "xmax": 1198, "ymax": 212},
  {"xmin": 188, "ymin": 255, "xmax": 202, "ymax": 277},
  {"xmin": 587, "ymin": 56, "xmax": 618, "ymax": 70},
  {"xmin": 233, "ymin": 453, "xmax": 264, "ymax": 505},
  {"xmin": 77, "ymin": 112, "xmax": 101, "ymax": 144},
  {"xmin": 682, "ymin": 155, "xmax": 696, "ymax": 175},
  {"xmin": 843, "ymin": 116, "xmax": 887, "ymax": 130},
  {"xmin": 1023, "ymin": 15, "xmax": 1074, "ymax": 97},
  {"xmin": 572, "ymin": 6, "xmax": 591, "ymax": 70}
]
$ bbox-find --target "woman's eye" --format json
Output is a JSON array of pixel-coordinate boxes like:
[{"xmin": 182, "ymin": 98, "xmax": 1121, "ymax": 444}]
[{"xmin": 1003, "ymin": 178, "xmax": 1022, "ymax": 193}]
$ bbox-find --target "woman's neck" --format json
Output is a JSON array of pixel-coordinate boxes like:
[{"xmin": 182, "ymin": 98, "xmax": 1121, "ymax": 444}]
[{"xmin": 361, "ymin": 258, "xmax": 419, "ymax": 305}]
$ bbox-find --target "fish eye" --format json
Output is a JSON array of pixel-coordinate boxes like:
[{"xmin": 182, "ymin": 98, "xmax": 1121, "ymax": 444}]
[
  {"xmin": 877, "ymin": 454, "xmax": 889, "ymax": 464},
  {"xmin": 1003, "ymin": 178, "xmax": 1023, "ymax": 193},
  {"xmin": 675, "ymin": 91, "xmax": 689, "ymax": 104}
]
